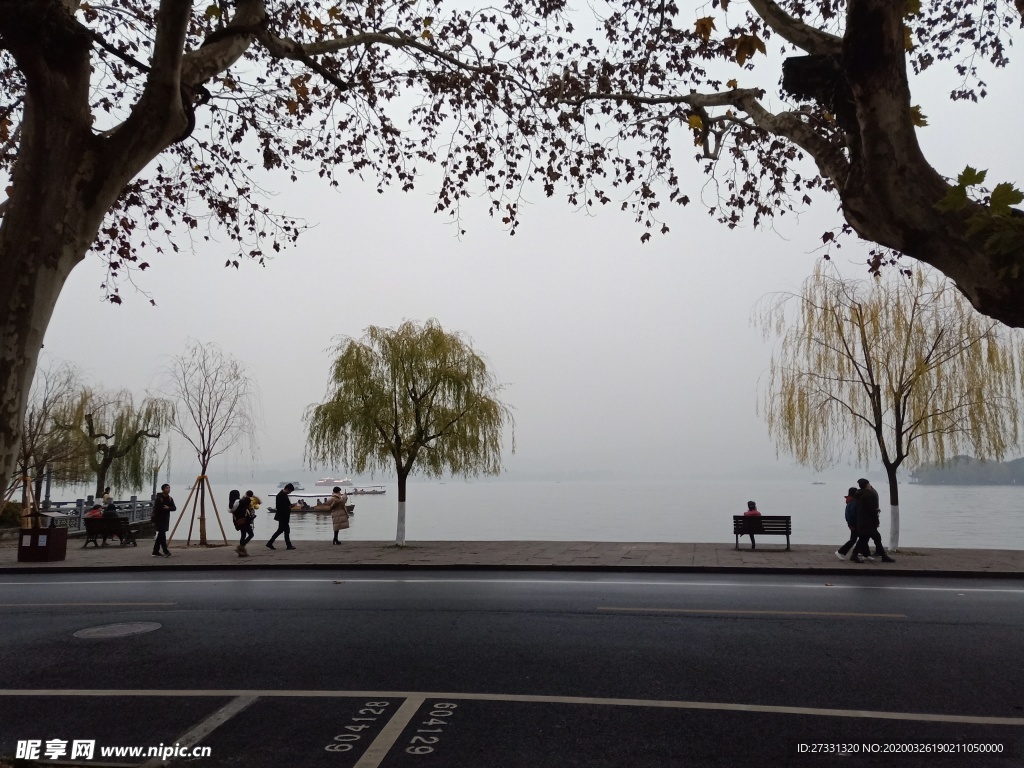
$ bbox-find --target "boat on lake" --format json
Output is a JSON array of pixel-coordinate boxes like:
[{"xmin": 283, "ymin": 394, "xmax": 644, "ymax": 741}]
[
  {"xmin": 315, "ymin": 477, "xmax": 353, "ymax": 487},
  {"xmin": 277, "ymin": 481, "xmax": 305, "ymax": 491}
]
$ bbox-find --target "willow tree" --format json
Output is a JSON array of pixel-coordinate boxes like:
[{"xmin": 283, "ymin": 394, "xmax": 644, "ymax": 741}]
[
  {"xmin": 757, "ymin": 264, "xmax": 1024, "ymax": 549},
  {"xmin": 13, "ymin": 361, "xmax": 86, "ymax": 517},
  {"xmin": 164, "ymin": 340, "xmax": 259, "ymax": 545},
  {"xmin": 305, "ymin": 319, "xmax": 514, "ymax": 546},
  {"xmin": 55, "ymin": 386, "xmax": 173, "ymax": 497}
]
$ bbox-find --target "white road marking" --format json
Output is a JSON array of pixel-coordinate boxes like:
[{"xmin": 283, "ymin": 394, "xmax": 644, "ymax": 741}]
[
  {"xmin": 353, "ymin": 696, "xmax": 424, "ymax": 768},
  {"xmin": 0, "ymin": 689, "xmax": 1021, "ymax": 727},
  {"xmin": 139, "ymin": 695, "xmax": 256, "ymax": 768},
  {"xmin": 1, "ymin": 577, "xmax": 1022, "ymax": 594}
]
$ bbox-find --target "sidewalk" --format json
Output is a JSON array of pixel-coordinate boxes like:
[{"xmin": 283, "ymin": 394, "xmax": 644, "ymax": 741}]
[{"xmin": 2, "ymin": 537, "xmax": 1023, "ymax": 576}]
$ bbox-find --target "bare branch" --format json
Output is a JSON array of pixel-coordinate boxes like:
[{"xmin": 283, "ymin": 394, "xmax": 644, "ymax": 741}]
[{"xmin": 748, "ymin": 0, "xmax": 843, "ymax": 55}]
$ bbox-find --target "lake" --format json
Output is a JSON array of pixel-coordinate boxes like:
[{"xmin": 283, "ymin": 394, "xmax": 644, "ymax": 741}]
[{"xmin": 125, "ymin": 478, "xmax": 1024, "ymax": 549}]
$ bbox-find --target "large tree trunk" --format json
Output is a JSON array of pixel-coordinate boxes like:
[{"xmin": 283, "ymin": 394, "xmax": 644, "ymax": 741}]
[
  {"xmin": 836, "ymin": 0, "xmax": 1024, "ymax": 326},
  {"xmin": 94, "ymin": 462, "xmax": 111, "ymax": 500},
  {"xmin": 0, "ymin": 1, "xmax": 192, "ymax": 494}
]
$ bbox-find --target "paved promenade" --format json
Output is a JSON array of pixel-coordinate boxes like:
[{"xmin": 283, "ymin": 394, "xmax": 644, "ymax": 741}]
[{"xmin": 2, "ymin": 536, "xmax": 1023, "ymax": 576}]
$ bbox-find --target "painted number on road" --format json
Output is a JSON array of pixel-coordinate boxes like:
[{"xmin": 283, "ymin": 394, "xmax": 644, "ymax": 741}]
[
  {"xmin": 324, "ymin": 701, "xmax": 392, "ymax": 753},
  {"xmin": 406, "ymin": 702, "xmax": 457, "ymax": 755}
]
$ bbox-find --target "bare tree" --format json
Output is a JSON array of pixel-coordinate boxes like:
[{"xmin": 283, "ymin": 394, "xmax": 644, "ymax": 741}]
[{"xmin": 164, "ymin": 340, "xmax": 260, "ymax": 545}]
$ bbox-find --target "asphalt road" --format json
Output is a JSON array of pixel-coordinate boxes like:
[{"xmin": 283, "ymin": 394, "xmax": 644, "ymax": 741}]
[{"xmin": 1, "ymin": 571, "xmax": 1022, "ymax": 766}]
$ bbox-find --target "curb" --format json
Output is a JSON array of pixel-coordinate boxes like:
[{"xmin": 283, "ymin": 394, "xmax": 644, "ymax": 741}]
[{"xmin": 1, "ymin": 562, "xmax": 1022, "ymax": 579}]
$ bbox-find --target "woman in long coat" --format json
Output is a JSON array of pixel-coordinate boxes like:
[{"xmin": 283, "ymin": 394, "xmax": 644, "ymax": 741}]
[{"xmin": 328, "ymin": 486, "xmax": 350, "ymax": 544}]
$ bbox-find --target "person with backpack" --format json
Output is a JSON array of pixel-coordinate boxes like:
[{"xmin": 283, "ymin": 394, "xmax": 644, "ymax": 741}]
[{"xmin": 233, "ymin": 491, "xmax": 254, "ymax": 556}]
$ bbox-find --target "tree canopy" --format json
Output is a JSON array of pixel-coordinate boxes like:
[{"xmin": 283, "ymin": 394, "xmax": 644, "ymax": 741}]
[
  {"xmin": 756, "ymin": 264, "xmax": 1024, "ymax": 548},
  {"xmin": 0, "ymin": 0, "xmax": 568, "ymax": 496},
  {"xmin": 531, "ymin": 0, "xmax": 1024, "ymax": 322},
  {"xmin": 305, "ymin": 319, "xmax": 514, "ymax": 545},
  {"xmin": 1, "ymin": 0, "xmax": 1023, "ymax": 498}
]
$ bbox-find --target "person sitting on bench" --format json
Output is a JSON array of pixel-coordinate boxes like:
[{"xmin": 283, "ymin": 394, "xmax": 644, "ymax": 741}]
[
  {"xmin": 100, "ymin": 503, "xmax": 120, "ymax": 545},
  {"xmin": 743, "ymin": 500, "xmax": 762, "ymax": 549}
]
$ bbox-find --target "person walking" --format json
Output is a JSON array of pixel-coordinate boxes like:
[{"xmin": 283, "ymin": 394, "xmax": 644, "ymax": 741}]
[
  {"xmin": 266, "ymin": 483, "xmax": 296, "ymax": 550},
  {"xmin": 742, "ymin": 500, "xmax": 762, "ymax": 549},
  {"xmin": 151, "ymin": 483, "xmax": 174, "ymax": 558},
  {"xmin": 835, "ymin": 487, "xmax": 860, "ymax": 560},
  {"xmin": 327, "ymin": 486, "xmax": 350, "ymax": 545},
  {"xmin": 851, "ymin": 478, "xmax": 895, "ymax": 563},
  {"xmin": 233, "ymin": 492, "xmax": 255, "ymax": 556}
]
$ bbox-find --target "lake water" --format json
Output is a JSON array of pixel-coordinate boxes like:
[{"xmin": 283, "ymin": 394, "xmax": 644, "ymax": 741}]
[{"xmin": 124, "ymin": 478, "xmax": 1024, "ymax": 549}]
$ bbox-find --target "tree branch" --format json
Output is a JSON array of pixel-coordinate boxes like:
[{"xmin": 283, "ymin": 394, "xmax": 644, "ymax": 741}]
[
  {"xmin": 748, "ymin": 0, "xmax": 843, "ymax": 55},
  {"xmin": 180, "ymin": 0, "xmax": 267, "ymax": 87}
]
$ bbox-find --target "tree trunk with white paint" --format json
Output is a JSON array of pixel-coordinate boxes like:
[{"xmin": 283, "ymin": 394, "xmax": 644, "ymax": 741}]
[
  {"xmin": 395, "ymin": 471, "xmax": 408, "ymax": 546},
  {"xmin": 884, "ymin": 464, "xmax": 901, "ymax": 551}
]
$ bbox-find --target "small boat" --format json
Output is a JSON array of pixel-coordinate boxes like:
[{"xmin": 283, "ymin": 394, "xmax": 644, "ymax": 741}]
[
  {"xmin": 277, "ymin": 481, "xmax": 305, "ymax": 491},
  {"xmin": 315, "ymin": 477, "xmax": 353, "ymax": 487},
  {"xmin": 286, "ymin": 493, "xmax": 355, "ymax": 515}
]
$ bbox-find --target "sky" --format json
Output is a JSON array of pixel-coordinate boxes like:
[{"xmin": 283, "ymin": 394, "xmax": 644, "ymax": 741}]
[{"xmin": 35, "ymin": 18, "xmax": 1024, "ymax": 488}]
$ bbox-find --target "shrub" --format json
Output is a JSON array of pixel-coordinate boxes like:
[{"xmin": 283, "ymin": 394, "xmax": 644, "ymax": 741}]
[{"xmin": 0, "ymin": 501, "xmax": 26, "ymax": 527}]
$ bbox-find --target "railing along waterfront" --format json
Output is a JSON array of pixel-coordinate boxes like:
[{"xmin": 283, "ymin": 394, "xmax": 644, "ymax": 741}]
[{"xmin": 43, "ymin": 496, "xmax": 155, "ymax": 533}]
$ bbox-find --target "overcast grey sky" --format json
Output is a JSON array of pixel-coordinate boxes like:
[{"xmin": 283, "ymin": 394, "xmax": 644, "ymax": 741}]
[{"xmin": 37, "ymin": 33, "xmax": 1023, "ymax": 485}]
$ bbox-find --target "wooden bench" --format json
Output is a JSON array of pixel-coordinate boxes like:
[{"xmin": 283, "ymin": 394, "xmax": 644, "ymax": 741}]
[
  {"xmin": 83, "ymin": 517, "xmax": 138, "ymax": 548},
  {"xmin": 733, "ymin": 515, "xmax": 791, "ymax": 550}
]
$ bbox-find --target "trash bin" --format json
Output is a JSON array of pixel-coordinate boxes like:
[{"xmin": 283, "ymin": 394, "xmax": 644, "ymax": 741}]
[{"xmin": 17, "ymin": 525, "xmax": 68, "ymax": 562}]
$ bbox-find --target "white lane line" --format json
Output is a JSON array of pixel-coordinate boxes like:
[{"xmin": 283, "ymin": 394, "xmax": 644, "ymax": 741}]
[
  {"xmin": 0, "ymin": 689, "xmax": 1020, "ymax": 727},
  {"xmin": 353, "ymin": 696, "xmax": 423, "ymax": 768},
  {"xmin": 1, "ymin": 577, "xmax": 1023, "ymax": 594},
  {"xmin": 139, "ymin": 695, "xmax": 256, "ymax": 768},
  {"xmin": 599, "ymin": 607, "xmax": 907, "ymax": 618}
]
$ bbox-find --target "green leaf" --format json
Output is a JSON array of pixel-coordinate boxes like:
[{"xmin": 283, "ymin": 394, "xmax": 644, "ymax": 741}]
[
  {"xmin": 935, "ymin": 185, "xmax": 968, "ymax": 213},
  {"xmin": 989, "ymin": 182, "xmax": 1024, "ymax": 213},
  {"xmin": 957, "ymin": 166, "xmax": 987, "ymax": 187}
]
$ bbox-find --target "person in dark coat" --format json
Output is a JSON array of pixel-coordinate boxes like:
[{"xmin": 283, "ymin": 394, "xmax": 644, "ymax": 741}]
[
  {"xmin": 266, "ymin": 483, "xmax": 296, "ymax": 550},
  {"xmin": 234, "ymin": 492, "xmax": 254, "ymax": 556},
  {"xmin": 851, "ymin": 478, "xmax": 895, "ymax": 563},
  {"xmin": 834, "ymin": 487, "xmax": 860, "ymax": 560},
  {"xmin": 151, "ymin": 483, "xmax": 174, "ymax": 557}
]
